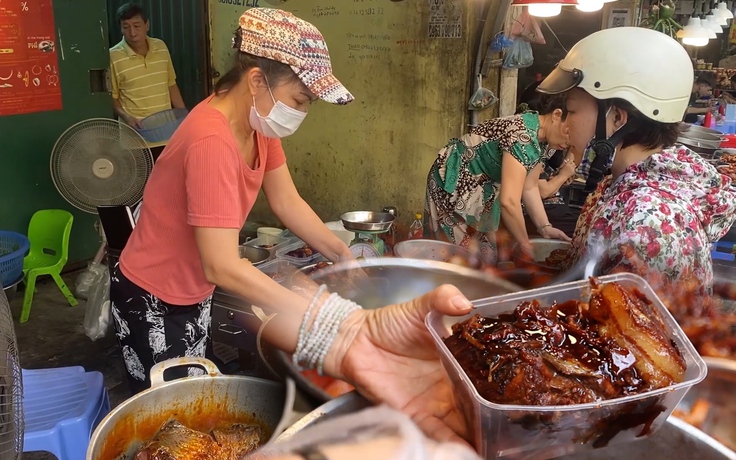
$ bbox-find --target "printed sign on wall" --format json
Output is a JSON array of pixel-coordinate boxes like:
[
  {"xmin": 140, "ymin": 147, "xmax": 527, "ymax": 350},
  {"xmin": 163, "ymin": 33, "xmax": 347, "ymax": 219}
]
[
  {"xmin": 428, "ymin": 0, "xmax": 463, "ymax": 39},
  {"xmin": 0, "ymin": 0, "xmax": 62, "ymax": 116}
]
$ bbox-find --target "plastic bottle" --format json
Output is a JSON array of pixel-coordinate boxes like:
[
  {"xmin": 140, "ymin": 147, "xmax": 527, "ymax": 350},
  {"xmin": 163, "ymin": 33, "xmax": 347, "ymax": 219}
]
[{"xmin": 408, "ymin": 213, "xmax": 423, "ymax": 240}]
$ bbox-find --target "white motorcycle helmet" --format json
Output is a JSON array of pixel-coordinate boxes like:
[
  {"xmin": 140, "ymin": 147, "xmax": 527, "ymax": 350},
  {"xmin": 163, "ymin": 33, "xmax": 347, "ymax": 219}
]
[
  {"xmin": 538, "ymin": 27, "xmax": 693, "ymax": 123},
  {"xmin": 538, "ymin": 27, "xmax": 693, "ymax": 191}
]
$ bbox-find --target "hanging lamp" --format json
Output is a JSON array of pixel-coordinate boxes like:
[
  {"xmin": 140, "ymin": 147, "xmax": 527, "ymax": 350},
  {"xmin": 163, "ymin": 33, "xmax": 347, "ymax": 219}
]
[
  {"xmin": 700, "ymin": 16, "xmax": 719, "ymax": 37},
  {"xmin": 681, "ymin": 16, "xmax": 712, "ymax": 45},
  {"xmin": 717, "ymin": 1, "xmax": 734, "ymax": 19},
  {"xmin": 577, "ymin": 0, "xmax": 605, "ymax": 12},
  {"xmin": 512, "ymin": 0, "xmax": 577, "ymax": 17},
  {"xmin": 707, "ymin": 12, "xmax": 725, "ymax": 32}
]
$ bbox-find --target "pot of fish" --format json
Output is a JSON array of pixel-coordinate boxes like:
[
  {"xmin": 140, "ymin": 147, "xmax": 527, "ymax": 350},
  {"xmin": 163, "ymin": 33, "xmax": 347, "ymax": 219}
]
[{"xmin": 86, "ymin": 357, "xmax": 295, "ymax": 460}]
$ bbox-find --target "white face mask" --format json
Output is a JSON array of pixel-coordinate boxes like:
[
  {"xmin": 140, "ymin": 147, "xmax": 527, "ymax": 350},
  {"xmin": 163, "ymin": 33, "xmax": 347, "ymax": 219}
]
[{"xmin": 249, "ymin": 86, "xmax": 307, "ymax": 138}]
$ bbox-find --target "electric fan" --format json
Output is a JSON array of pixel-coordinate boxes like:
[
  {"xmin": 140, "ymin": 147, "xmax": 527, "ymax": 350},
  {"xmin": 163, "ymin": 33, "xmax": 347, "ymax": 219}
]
[{"xmin": 0, "ymin": 287, "xmax": 22, "ymax": 459}]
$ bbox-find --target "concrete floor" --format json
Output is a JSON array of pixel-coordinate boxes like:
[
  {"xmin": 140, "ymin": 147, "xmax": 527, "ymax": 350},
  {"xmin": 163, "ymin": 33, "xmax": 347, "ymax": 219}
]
[
  {"xmin": 8, "ymin": 269, "xmax": 306, "ymax": 459},
  {"xmin": 9, "ymin": 270, "xmax": 128, "ymax": 459}
]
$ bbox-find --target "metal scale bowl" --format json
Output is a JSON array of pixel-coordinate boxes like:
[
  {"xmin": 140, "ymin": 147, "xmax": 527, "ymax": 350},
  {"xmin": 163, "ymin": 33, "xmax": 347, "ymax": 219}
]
[{"xmin": 340, "ymin": 211, "xmax": 395, "ymax": 258}]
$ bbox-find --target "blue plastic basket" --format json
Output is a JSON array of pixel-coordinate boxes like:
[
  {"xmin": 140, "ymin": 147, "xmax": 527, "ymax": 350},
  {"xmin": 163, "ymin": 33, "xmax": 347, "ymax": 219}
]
[
  {"xmin": 136, "ymin": 108, "xmax": 188, "ymax": 143},
  {"xmin": 0, "ymin": 231, "xmax": 29, "ymax": 288}
]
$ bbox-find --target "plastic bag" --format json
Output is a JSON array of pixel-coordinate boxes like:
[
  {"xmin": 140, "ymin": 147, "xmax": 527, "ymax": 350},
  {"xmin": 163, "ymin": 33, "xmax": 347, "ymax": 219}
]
[
  {"xmin": 490, "ymin": 32, "xmax": 514, "ymax": 53},
  {"xmin": 75, "ymin": 261, "xmax": 107, "ymax": 300},
  {"xmin": 503, "ymin": 38, "xmax": 534, "ymax": 69},
  {"xmin": 83, "ymin": 263, "xmax": 111, "ymax": 341},
  {"xmin": 469, "ymin": 74, "xmax": 498, "ymax": 111},
  {"xmin": 508, "ymin": 8, "xmax": 546, "ymax": 44},
  {"xmin": 253, "ymin": 405, "xmax": 481, "ymax": 460}
]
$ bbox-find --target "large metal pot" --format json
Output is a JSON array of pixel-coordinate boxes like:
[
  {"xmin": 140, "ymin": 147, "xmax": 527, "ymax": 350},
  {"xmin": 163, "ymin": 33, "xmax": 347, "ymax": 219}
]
[
  {"xmin": 260, "ymin": 258, "xmax": 522, "ymax": 404},
  {"xmin": 278, "ymin": 393, "xmax": 736, "ymax": 459},
  {"xmin": 87, "ymin": 358, "xmax": 295, "ymax": 460},
  {"xmin": 674, "ymin": 357, "xmax": 736, "ymax": 452},
  {"xmin": 394, "ymin": 239, "xmax": 484, "ymax": 269}
]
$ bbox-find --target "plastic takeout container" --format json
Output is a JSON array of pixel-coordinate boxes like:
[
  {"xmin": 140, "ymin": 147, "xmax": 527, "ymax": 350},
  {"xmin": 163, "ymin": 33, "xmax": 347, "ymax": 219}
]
[
  {"xmin": 245, "ymin": 236, "xmax": 290, "ymax": 257},
  {"xmin": 257, "ymin": 259, "xmax": 295, "ymax": 285},
  {"xmin": 275, "ymin": 240, "xmax": 325, "ymax": 268},
  {"xmin": 426, "ymin": 273, "xmax": 707, "ymax": 460}
]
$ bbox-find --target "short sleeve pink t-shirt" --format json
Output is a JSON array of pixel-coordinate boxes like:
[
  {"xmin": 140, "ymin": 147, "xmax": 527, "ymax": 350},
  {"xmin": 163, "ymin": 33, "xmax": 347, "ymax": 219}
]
[{"xmin": 119, "ymin": 96, "xmax": 286, "ymax": 305}]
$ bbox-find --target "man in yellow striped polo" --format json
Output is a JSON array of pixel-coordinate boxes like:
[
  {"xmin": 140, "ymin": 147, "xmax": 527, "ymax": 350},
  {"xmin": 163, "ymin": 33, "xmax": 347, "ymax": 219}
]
[{"xmin": 109, "ymin": 3, "xmax": 185, "ymax": 128}]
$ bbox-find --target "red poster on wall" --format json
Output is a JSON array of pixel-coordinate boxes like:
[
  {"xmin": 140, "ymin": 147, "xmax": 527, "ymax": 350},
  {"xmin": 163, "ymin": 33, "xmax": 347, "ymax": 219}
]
[{"xmin": 0, "ymin": 0, "xmax": 62, "ymax": 116}]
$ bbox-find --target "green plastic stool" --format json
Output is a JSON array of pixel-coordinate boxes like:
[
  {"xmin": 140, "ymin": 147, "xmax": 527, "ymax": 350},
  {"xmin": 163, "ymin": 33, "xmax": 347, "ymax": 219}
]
[{"xmin": 21, "ymin": 209, "xmax": 78, "ymax": 323}]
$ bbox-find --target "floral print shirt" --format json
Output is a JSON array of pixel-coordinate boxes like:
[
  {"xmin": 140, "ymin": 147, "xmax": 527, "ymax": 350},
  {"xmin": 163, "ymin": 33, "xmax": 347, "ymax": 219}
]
[{"xmin": 568, "ymin": 145, "xmax": 736, "ymax": 294}]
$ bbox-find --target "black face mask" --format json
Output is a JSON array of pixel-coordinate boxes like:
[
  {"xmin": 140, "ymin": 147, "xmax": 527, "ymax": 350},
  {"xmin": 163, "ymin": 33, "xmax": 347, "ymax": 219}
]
[{"xmin": 583, "ymin": 101, "xmax": 637, "ymax": 193}]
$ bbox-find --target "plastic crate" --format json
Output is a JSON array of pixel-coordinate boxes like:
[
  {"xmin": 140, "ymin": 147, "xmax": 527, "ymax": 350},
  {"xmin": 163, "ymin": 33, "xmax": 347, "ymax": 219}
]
[
  {"xmin": 136, "ymin": 108, "xmax": 188, "ymax": 143},
  {"xmin": 426, "ymin": 273, "xmax": 707, "ymax": 460},
  {"xmin": 0, "ymin": 231, "xmax": 29, "ymax": 288}
]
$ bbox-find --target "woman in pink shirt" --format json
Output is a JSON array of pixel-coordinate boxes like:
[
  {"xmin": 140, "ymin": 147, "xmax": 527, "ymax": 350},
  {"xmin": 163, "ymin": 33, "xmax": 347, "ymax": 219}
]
[
  {"xmin": 111, "ymin": 8, "xmax": 358, "ymax": 394},
  {"xmin": 110, "ymin": 10, "xmax": 483, "ymax": 451}
]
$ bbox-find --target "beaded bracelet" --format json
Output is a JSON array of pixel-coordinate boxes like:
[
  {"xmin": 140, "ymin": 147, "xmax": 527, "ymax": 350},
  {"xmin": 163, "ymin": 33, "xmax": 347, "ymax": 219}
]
[{"xmin": 294, "ymin": 288, "xmax": 363, "ymax": 375}]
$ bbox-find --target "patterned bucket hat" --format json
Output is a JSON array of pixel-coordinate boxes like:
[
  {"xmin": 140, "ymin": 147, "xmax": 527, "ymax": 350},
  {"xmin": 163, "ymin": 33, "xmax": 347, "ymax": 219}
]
[{"xmin": 235, "ymin": 8, "xmax": 354, "ymax": 105}]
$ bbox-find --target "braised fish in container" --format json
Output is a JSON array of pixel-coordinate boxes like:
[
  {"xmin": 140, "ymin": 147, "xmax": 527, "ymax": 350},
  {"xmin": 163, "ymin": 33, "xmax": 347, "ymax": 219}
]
[
  {"xmin": 426, "ymin": 274, "xmax": 707, "ymax": 459},
  {"xmin": 86, "ymin": 358, "xmax": 295, "ymax": 460}
]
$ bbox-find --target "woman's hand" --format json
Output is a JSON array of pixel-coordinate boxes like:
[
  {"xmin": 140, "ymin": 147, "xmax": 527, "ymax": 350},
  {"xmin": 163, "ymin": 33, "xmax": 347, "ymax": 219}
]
[
  {"xmin": 559, "ymin": 154, "xmax": 577, "ymax": 180},
  {"xmin": 540, "ymin": 225, "xmax": 571, "ymax": 241},
  {"xmin": 324, "ymin": 285, "xmax": 475, "ymax": 444}
]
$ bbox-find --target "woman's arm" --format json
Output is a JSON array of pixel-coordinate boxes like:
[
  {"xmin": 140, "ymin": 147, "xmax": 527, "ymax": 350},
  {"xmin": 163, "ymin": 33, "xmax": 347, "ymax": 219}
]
[
  {"xmin": 262, "ymin": 164, "xmax": 353, "ymax": 263},
  {"xmin": 194, "ymin": 227, "xmax": 315, "ymax": 353},
  {"xmin": 522, "ymin": 164, "xmax": 571, "ymax": 242},
  {"xmin": 499, "ymin": 152, "xmax": 533, "ymax": 253}
]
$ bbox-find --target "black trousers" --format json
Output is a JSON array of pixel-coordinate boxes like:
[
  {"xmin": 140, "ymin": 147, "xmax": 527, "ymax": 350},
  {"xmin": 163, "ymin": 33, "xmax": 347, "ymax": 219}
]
[{"xmin": 110, "ymin": 264, "xmax": 215, "ymax": 395}]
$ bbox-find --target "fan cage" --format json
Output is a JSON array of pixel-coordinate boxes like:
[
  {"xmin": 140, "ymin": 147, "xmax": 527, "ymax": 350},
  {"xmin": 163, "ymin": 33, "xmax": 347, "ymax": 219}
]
[
  {"xmin": 0, "ymin": 288, "xmax": 22, "ymax": 460},
  {"xmin": 50, "ymin": 118, "xmax": 154, "ymax": 214}
]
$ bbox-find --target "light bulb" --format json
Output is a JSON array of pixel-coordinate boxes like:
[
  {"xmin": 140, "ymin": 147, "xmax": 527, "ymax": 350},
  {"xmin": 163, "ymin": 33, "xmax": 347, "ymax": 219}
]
[
  {"xmin": 576, "ymin": 0, "xmax": 604, "ymax": 11},
  {"xmin": 683, "ymin": 36, "xmax": 710, "ymax": 45},
  {"xmin": 528, "ymin": 3, "xmax": 563, "ymax": 16},
  {"xmin": 681, "ymin": 17, "xmax": 713, "ymax": 45}
]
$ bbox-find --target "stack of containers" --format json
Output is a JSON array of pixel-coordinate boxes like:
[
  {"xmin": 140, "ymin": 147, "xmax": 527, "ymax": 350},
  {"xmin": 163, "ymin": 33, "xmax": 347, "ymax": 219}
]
[{"xmin": 274, "ymin": 240, "xmax": 325, "ymax": 268}]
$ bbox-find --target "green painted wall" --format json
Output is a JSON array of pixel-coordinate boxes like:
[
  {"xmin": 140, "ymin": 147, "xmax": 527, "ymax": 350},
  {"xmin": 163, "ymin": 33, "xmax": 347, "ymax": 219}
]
[
  {"xmin": 209, "ymin": 0, "xmax": 473, "ymax": 226},
  {"xmin": 0, "ymin": 0, "xmax": 112, "ymax": 265},
  {"xmin": 106, "ymin": 0, "xmax": 210, "ymax": 108}
]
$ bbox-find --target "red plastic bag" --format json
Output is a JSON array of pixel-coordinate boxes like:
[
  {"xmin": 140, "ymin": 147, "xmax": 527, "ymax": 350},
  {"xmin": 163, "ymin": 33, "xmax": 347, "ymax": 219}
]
[{"xmin": 508, "ymin": 8, "xmax": 546, "ymax": 45}]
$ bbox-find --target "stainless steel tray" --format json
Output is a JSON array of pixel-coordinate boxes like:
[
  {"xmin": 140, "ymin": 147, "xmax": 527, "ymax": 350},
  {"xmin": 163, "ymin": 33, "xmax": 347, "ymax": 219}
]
[{"xmin": 278, "ymin": 392, "xmax": 736, "ymax": 459}]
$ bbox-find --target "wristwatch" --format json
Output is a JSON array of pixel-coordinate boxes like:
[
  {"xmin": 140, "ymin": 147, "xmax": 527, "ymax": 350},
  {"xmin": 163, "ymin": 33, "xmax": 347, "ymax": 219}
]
[{"xmin": 294, "ymin": 446, "xmax": 329, "ymax": 460}]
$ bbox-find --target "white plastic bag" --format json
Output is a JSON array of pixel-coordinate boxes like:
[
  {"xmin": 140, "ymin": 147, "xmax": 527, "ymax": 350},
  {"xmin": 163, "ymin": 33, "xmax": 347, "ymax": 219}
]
[
  {"xmin": 75, "ymin": 261, "xmax": 107, "ymax": 300},
  {"xmin": 503, "ymin": 38, "xmax": 534, "ymax": 69},
  {"xmin": 469, "ymin": 74, "xmax": 498, "ymax": 111},
  {"xmin": 254, "ymin": 405, "xmax": 481, "ymax": 460},
  {"xmin": 83, "ymin": 263, "xmax": 111, "ymax": 341}
]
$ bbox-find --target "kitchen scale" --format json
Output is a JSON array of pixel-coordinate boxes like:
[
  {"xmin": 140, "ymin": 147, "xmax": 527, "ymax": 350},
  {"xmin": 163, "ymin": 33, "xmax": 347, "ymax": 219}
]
[{"xmin": 340, "ymin": 211, "xmax": 395, "ymax": 258}]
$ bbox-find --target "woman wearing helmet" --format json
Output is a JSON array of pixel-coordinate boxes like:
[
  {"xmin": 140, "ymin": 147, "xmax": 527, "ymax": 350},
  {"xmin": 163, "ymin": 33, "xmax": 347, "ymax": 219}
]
[{"xmin": 538, "ymin": 27, "xmax": 736, "ymax": 294}]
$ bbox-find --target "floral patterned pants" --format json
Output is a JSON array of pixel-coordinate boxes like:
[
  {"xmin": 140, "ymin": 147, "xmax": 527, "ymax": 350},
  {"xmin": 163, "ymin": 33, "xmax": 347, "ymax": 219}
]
[{"xmin": 110, "ymin": 264, "xmax": 213, "ymax": 395}]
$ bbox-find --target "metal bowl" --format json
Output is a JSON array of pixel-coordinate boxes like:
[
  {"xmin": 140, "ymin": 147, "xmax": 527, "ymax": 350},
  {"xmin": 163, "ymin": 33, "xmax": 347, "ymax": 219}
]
[
  {"xmin": 680, "ymin": 123, "xmax": 726, "ymax": 141},
  {"xmin": 262, "ymin": 258, "xmax": 523, "ymax": 404},
  {"xmin": 674, "ymin": 357, "xmax": 736, "ymax": 452},
  {"xmin": 679, "ymin": 138, "xmax": 722, "ymax": 152},
  {"xmin": 239, "ymin": 245, "xmax": 270, "ymax": 266},
  {"xmin": 278, "ymin": 393, "xmax": 736, "ymax": 459},
  {"xmin": 393, "ymin": 239, "xmax": 483, "ymax": 270},
  {"xmin": 340, "ymin": 211, "xmax": 395, "ymax": 232}
]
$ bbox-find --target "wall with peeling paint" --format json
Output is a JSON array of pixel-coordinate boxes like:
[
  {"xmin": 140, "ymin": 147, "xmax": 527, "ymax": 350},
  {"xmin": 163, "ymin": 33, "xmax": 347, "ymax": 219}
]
[
  {"xmin": 209, "ymin": 0, "xmax": 474, "ymax": 227},
  {"xmin": 0, "ymin": 0, "xmax": 112, "ymax": 264}
]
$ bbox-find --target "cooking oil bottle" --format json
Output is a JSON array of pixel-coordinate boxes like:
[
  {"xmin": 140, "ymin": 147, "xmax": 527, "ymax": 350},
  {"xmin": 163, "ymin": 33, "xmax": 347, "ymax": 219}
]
[{"xmin": 407, "ymin": 212, "xmax": 423, "ymax": 240}]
